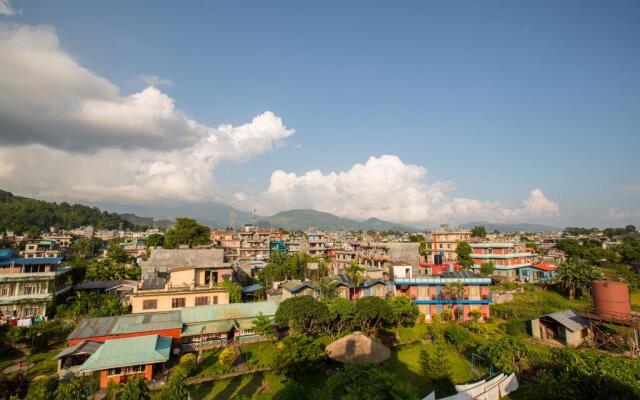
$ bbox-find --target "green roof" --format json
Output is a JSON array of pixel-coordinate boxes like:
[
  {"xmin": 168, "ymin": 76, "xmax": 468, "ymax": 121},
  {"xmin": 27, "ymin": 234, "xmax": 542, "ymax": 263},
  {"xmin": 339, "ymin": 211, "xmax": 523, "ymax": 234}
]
[
  {"xmin": 79, "ymin": 335, "xmax": 171, "ymax": 371},
  {"xmin": 180, "ymin": 301, "xmax": 278, "ymax": 325},
  {"xmin": 181, "ymin": 321, "xmax": 235, "ymax": 337}
]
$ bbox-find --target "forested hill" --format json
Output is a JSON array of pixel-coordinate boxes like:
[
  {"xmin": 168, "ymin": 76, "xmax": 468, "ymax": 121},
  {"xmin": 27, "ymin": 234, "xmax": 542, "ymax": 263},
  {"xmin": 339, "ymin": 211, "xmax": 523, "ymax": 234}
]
[{"xmin": 0, "ymin": 190, "xmax": 141, "ymax": 234}]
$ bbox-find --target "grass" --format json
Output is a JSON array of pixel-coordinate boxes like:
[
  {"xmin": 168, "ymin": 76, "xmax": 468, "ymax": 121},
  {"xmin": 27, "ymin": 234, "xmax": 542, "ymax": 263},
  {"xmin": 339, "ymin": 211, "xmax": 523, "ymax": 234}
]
[
  {"xmin": 193, "ymin": 342, "xmax": 278, "ymax": 377},
  {"xmin": 0, "ymin": 345, "xmax": 25, "ymax": 371},
  {"xmin": 24, "ymin": 347, "xmax": 61, "ymax": 377},
  {"xmin": 492, "ymin": 288, "xmax": 591, "ymax": 319},
  {"xmin": 630, "ymin": 290, "xmax": 640, "ymax": 311}
]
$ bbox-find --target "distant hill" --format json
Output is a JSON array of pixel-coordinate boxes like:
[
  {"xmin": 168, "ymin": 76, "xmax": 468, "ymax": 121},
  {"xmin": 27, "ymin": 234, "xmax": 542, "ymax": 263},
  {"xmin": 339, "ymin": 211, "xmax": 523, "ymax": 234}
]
[
  {"xmin": 261, "ymin": 209, "xmax": 418, "ymax": 232},
  {"xmin": 0, "ymin": 189, "xmax": 142, "ymax": 233},
  {"xmin": 460, "ymin": 221, "xmax": 560, "ymax": 233},
  {"xmin": 119, "ymin": 213, "xmax": 174, "ymax": 230}
]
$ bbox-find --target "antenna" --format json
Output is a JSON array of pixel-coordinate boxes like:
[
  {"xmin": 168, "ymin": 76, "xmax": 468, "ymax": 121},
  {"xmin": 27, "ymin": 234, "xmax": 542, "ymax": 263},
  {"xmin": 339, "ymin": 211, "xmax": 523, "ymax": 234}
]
[{"xmin": 252, "ymin": 209, "xmax": 257, "ymax": 227}]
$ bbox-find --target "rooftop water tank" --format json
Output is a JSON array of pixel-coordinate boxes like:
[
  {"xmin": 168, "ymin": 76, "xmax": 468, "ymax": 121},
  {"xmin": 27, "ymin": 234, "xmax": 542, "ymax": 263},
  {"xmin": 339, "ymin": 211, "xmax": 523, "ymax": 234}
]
[{"xmin": 592, "ymin": 280, "xmax": 631, "ymax": 321}]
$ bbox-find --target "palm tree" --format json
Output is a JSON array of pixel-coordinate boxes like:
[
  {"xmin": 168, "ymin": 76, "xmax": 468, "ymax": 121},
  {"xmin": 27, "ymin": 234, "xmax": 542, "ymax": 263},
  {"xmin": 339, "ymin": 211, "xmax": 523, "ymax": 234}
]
[
  {"xmin": 555, "ymin": 259, "xmax": 601, "ymax": 300},
  {"xmin": 346, "ymin": 261, "xmax": 364, "ymax": 299}
]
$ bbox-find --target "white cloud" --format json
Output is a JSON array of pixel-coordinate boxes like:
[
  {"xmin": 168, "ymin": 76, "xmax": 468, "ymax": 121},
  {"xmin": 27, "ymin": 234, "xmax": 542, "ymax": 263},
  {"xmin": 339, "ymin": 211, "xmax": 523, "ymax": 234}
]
[
  {"xmin": 140, "ymin": 75, "xmax": 174, "ymax": 87},
  {"xmin": 0, "ymin": 23, "xmax": 293, "ymax": 204},
  {"xmin": 0, "ymin": 0, "xmax": 19, "ymax": 15},
  {"xmin": 245, "ymin": 155, "xmax": 559, "ymax": 225},
  {"xmin": 606, "ymin": 208, "xmax": 640, "ymax": 220}
]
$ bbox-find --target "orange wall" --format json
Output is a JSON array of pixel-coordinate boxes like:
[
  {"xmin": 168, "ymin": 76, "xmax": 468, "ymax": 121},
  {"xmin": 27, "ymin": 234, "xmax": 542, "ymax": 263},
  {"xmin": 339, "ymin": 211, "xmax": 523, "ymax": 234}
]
[{"xmin": 99, "ymin": 364, "xmax": 154, "ymax": 388}]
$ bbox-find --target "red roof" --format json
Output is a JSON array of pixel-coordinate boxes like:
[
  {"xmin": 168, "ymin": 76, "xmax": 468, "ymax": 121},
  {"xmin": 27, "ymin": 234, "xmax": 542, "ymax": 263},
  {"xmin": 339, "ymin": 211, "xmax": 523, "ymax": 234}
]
[{"xmin": 533, "ymin": 262, "xmax": 557, "ymax": 271}]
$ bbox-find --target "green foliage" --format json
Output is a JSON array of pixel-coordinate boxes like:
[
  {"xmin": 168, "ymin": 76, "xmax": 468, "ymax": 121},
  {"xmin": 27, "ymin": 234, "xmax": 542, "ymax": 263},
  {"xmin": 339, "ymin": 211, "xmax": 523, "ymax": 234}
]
[
  {"xmin": 480, "ymin": 260, "xmax": 495, "ymax": 276},
  {"xmin": 323, "ymin": 297, "xmax": 356, "ymax": 338},
  {"xmin": 419, "ymin": 345, "xmax": 450, "ymax": 380},
  {"xmin": 144, "ymin": 233, "xmax": 164, "ymax": 248},
  {"xmin": 26, "ymin": 375, "xmax": 59, "ymax": 400},
  {"xmin": 84, "ymin": 259, "xmax": 140, "ymax": 281},
  {"xmin": 387, "ymin": 296, "xmax": 420, "ymax": 336},
  {"xmin": 471, "ymin": 226, "xmax": 487, "ymax": 238},
  {"xmin": 9, "ymin": 320, "xmax": 73, "ymax": 352},
  {"xmin": 620, "ymin": 236, "xmax": 640, "ymax": 266},
  {"xmin": 478, "ymin": 336, "xmax": 533, "ymax": 373},
  {"xmin": 66, "ymin": 238, "xmax": 104, "ymax": 263},
  {"xmin": 58, "ymin": 291, "xmax": 128, "ymax": 318},
  {"xmin": 159, "ymin": 365, "xmax": 190, "ymax": 400},
  {"xmin": 440, "ymin": 308, "xmax": 453, "ymax": 322},
  {"xmin": 120, "ymin": 376, "xmax": 150, "ymax": 400},
  {"xmin": 354, "ymin": 296, "xmax": 392, "ymax": 335},
  {"xmin": 320, "ymin": 363, "xmax": 418, "ymax": 400},
  {"xmin": 163, "ymin": 218, "xmax": 211, "ymax": 248},
  {"xmin": 219, "ymin": 347, "xmax": 237, "ymax": 370},
  {"xmin": 104, "ymin": 380, "xmax": 119, "ymax": 400},
  {"xmin": 409, "ymin": 234, "xmax": 427, "ymax": 255},
  {"xmin": 443, "ymin": 324, "xmax": 473, "ymax": 351},
  {"xmin": 251, "ymin": 312, "xmax": 274, "ymax": 339},
  {"xmin": 179, "ymin": 353, "xmax": 197, "ymax": 376},
  {"xmin": 272, "ymin": 335, "xmax": 325, "ymax": 380},
  {"xmin": 275, "ymin": 296, "xmax": 329, "ymax": 336},
  {"xmin": 54, "ymin": 378, "xmax": 87, "ymax": 400},
  {"xmin": 556, "ymin": 238, "xmax": 617, "ymax": 265},
  {"xmin": 272, "ymin": 380, "xmax": 306, "ymax": 400},
  {"xmin": 502, "ymin": 319, "xmax": 527, "ymax": 336},
  {"xmin": 0, "ymin": 189, "xmax": 140, "ymax": 234},
  {"xmin": 555, "ymin": 259, "xmax": 601, "ymax": 300},
  {"xmin": 455, "ymin": 241, "xmax": 473, "ymax": 269},
  {"xmin": 0, "ymin": 371, "xmax": 28, "ymax": 400},
  {"xmin": 222, "ymin": 279, "xmax": 242, "ymax": 303},
  {"xmin": 258, "ymin": 252, "xmax": 323, "ymax": 287},
  {"xmin": 106, "ymin": 242, "xmax": 130, "ymax": 263},
  {"xmin": 466, "ymin": 321, "xmax": 488, "ymax": 335}
]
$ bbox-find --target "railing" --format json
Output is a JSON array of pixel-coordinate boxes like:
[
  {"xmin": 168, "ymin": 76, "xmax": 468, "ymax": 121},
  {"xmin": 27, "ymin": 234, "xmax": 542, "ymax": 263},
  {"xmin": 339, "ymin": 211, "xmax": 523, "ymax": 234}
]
[
  {"xmin": 0, "ymin": 292, "xmax": 53, "ymax": 302},
  {"xmin": 181, "ymin": 338, "xmax": 228, "ymax": 352},
  {"xmin": 395, "ymin": 277, "xmax": 492, "ymax": 285}
]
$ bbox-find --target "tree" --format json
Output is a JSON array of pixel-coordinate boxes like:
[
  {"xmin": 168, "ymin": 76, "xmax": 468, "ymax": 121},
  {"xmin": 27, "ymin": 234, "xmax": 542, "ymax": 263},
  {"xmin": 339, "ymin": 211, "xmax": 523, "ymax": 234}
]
[
  {"xmin": 455, "ymin": 241, "xmax": 474, "ymax": 269},
  {"xmin": 478, "ymin": 336, "xmax": 532, "ymax": 373},
  {"xmin": 219, "ymin": 347, "xmax": 237, "ymax": 370},
  {"xmin": 346, "ymin": 261, "xmax": 364, "ymax": 298},
  {"xmin": 323, "ymin": 297, "xmax": 356, "ymax": 338},
  {"xmin": 272, "ymin": 335, "xmax": 325, "ymax": 380},
  {"xmin": 26, "ymin": 375, "xmax": 59, "ymax": 400},
  {"xmin": 179, "ymin": 353, "xmax": 197, "ymax": 376},
  {"xmin": 272, "ymin": 380, "xmax": 306, "ymax": 400},
  {"xmin": 320, "ymin": 363, "xmax": 417, "ymax": 400},
  {"xmin": 252, "ymin": 312, "xmax": 274, "ymax": 339},
  {"xmin": 120, "ymin": 376, "xmax": 150, "ymax": 400},
  {"xmin": 354, "ymin": 296, "xmax": 392, "ymax": 335},
  {"xmin": 163, "ymin": 217, "xmax": 211, "ymax": 248},
  {"xmin": 159, "ymin": 365, "xmax": 190, "ymax": 400},
  {"xmin": 54, "ymin": 378, "xmax": 87, "ymax": 400},
  {"xmin": 144, "ymin": 233, "xmax": 164, "ymax": 248},
  {"xmin": 107, "ymin": 242, "xmax": 129, "ymax": 263},
  {"xmin": 0, "ymin": 371, "xmax": 28, "ymax": 400},
  {"xmin": 555, "ymin": 259, "xmax": 601, "ymax": 300},
  {"xmin": 222, "ymin": 279, "xmax": 242, "ymax": 303},
  {"xmin": 480, "ymin": 260, "xmax": 495, "ymax": 276},
  {"xmin": 387, "ymin": 296, "xmax": 419, "ymax": 340},
  {"xmin": 275, "ymin": 296, "xmax": 329, "ymax": 336},
  {"xmin": 419, "ymin": 346, "xmax": 450, "ymax": 380},
  {"xmin": 471, "ymin": 226, "xmax": 487, "ymax": 238}
]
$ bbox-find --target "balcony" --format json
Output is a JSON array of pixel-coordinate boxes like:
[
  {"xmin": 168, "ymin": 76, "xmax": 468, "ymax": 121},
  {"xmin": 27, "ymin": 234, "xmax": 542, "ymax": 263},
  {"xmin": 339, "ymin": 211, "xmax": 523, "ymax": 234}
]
[
  {"xmin": 0, "ymin": 292, "xmax": 53, "ymax": 304},
  {"xmin": 0, "ymin": 267, "xmax": 71, "ymax": 282}
]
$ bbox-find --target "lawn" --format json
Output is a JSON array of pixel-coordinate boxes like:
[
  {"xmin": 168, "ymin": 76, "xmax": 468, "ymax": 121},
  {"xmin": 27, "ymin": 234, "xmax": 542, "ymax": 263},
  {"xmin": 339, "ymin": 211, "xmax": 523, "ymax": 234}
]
[
  {"xmin": 25, "ymin": 347, "xmax": 61, "ymax": 377},
  {"xmin": 194, "ymin": 342, "xmax": 278, "ymax": 378},
  {"xmin": 0, "ymin": 345, "xmax": 25, "ymax": 372}
]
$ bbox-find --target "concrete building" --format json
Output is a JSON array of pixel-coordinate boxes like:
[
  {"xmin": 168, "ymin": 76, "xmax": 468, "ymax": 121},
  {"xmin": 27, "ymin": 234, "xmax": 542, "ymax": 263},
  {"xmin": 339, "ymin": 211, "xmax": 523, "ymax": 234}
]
[
  {"xmin": 332, "ymin": 250, "xmax": 358, "ymax": 275},
  {"xmin": 355, "ymin": 241, "xmax": 420, "ymax": 269},
  {"xmin": 430, "ymin": 230, "xmax": 471, "ymax": 263},
  {"xmin": 394, "ymin": 271, "xmax": 491, "ymax": 322},
  {"xmin": 529, "ymin": 309, "xmax": 589, "ymax": 348},
  {"xmin": 23, "ymin": 241, "xmax": 62, "ymax": 258},
  {"xmin": 140, "ymin": 248, "xmax": 226, "ymax": 279},
  {"xmin": 0, "ymin": 252, "xmax": 71, "ymax": 321},
  {"xmin": 307, "ymin": 230, "xmax": 328, "ymax": 257},
  {"xmin": 518, "ymin": 262, "xmax": 558, "ymax": 283},
  {"xmin": 471, "ymin": 242, "xmax": 537, "ymax": 279}
]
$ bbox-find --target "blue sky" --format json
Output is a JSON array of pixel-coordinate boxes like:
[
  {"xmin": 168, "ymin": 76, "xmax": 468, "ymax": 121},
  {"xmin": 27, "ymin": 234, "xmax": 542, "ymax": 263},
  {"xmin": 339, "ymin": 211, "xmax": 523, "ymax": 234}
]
[{"xmin": 0, "ymin": 0, "xmax": 639, "ymax": 227}]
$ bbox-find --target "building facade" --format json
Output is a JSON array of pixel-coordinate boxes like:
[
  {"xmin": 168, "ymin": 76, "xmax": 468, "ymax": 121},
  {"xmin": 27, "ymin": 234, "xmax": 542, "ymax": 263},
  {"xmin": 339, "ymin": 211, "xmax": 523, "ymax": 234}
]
[
  {"xmin": 430, "ymin": 230, "xmax": 471, "ymax": 263},
  {"xmin": 471, "ymin": 242, "xmax": 537, "ymax": 279}
]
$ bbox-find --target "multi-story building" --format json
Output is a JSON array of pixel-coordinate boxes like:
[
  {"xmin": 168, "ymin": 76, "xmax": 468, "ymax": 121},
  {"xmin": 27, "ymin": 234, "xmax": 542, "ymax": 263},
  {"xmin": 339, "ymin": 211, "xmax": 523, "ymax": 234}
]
[
  {"xmin": 332, "ymin": 250, "xmax": 358, "ymax": 275},
  {"xmin": 23, "ymin": 240, "xmax": 62, "ymax": 258},
  {"xmin": 306, "ymin": 230, "xmax": 328, "ymax": 257},
  {"xmin": 140, "ymin": 248, "xmax": 227, "ymax": 279},
  {"xmin": 470, "ymin": 242, "xmax": 537, "ymax": 279},
  {"xmin": 354, "ymin": 241, "xmax": 420, "ymax": 269},
  {"xmin": 394, "ymin": 271, "xmax": 491, "ymax": 322},
  {"xmin": 0, "ymin": 250, "xmax": 72, "ymax": 320},
  {"xmin": 429, "ymin": 229, "xmax": 471, "ymax": 263}
]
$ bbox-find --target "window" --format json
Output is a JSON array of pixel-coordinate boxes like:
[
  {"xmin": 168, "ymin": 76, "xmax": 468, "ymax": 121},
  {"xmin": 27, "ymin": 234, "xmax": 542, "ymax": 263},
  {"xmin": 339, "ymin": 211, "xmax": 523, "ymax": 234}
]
[
  {"xmin": 126, "ymin": 365, "xmax": 145, "ymax": 373},
  {"xmin": 195, "ymin": 296, "xmax": 209, "ymax": 306},
  {"xmin": 108, "ymin": 368, "xmax": 122, "ymax": 376},
  {"xmin": 22, "ymin": 285, "xmax": 39, "ymax": 295},
  {"xmin": 212, "ymin": 296, "xmax": 218, "ymax": 305},
  {"xmin": 142, "ymin": 299, "xmax": 157, "ymax": 310},
  {"xmin": 171, "ymin": 298, "xmax": 186, "ymax": 308},
  {"xmin": 1, "ymin": 286, "xmax": 11, "ymax": 296}
]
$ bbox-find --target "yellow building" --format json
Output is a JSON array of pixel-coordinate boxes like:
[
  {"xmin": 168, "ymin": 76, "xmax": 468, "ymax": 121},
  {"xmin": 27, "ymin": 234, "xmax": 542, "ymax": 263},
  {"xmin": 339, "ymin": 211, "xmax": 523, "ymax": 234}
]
[{"xmin": 430, "ymin": 230, "xmax": 471, "ymax": 262}]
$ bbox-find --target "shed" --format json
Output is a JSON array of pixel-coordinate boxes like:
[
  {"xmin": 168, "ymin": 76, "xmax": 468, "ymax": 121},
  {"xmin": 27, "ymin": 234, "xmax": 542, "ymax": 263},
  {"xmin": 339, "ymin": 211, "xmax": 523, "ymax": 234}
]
[{"xmin": 530, "ymin": 309, "xmax": 589, "ymax": 348}]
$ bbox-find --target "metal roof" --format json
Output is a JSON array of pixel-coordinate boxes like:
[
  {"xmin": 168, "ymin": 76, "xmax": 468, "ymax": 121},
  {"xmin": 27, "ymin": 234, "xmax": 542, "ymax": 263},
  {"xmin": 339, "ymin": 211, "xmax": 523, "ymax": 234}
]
[
  {"xmin": 543, "ymin": 309, "xmax": 589, "ymax": 332},
  {"xmin": 140, "ymin": 278, "xmax": 166, "ymax": 290},
  {"xmin": 67, "ymin": 311, "xmax": 181, "ymax": 340},
  {"xmin": 241, "ymin": 283, "xmax": 264, "ymax": 294},
  {"xmin": 56, "ymin": 340, "xmax": 102, "ymax": 359},
  {"xmin": 181, "ymin": 321, "xmax": 234, "ymax": 336},
  {"xmin": 0, "ymin": 257, "xmax": 63, "ymax": 266},
  {"xmin": 73, "ymin": 280, "xmax": 136, "ymax": 291},
  {"xmin": 79, "ymin": 335, "xmax": 171, "ymax": 371},
  {"xmin": 441, "ymin": 271, "xmax": 482, "ymax": 279},
  {"xmin": 180, "ymin": 301, "xmax": 278, "ymax": 325}
]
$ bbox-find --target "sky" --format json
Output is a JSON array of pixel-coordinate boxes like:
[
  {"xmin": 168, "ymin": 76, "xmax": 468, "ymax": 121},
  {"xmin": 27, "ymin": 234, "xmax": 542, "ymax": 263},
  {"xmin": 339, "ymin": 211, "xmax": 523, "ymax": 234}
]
[{"xmin": 0, "ymin": 0, "xmax": 638, "ymax": 228}]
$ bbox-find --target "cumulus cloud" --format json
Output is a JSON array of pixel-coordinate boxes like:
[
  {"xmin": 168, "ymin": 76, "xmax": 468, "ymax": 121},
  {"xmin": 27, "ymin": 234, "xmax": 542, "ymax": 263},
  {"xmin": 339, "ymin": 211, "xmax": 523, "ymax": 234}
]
[
  {"xmin": 0, "ymin": 23, "xmax": 293, "ymax": 203},
  {"xmin": 141, "ymin": 75, "xmax": 174, "ymax": 87},
  {"xmin": 243, "ymin": 155, "xmax": 559, "ymax": 224},
  {"xmin": 606, "ymin": 208, "xmax": 640, "ymax": 220},
  {"xmin": 0, "ymin": 0, "xmax": 19, "ymax": 15}
]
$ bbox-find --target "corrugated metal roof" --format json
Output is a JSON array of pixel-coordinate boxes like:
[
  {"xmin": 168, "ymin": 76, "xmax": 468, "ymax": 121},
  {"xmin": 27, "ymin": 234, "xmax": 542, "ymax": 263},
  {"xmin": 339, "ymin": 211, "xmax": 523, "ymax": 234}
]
[
  {"xmin": 56, "ymin": 340, "xmax": 102, "ymax": 359},
  {"xmin": 140, "ymin": 278, "xmax": 166, "ymax": 290},
  {"xmin": 543, "ymin": 309, "xmax": 589, "ymax": 332},
  {"xmin": 180, "ymin": 301, "xmax": 277, "ymax": 325},
  {"xmin": 73, "ymin": 280, "xmax": 136, "ymax": 291},
  {"xmin": 181, "ymin": 321, "xmax": 234, "ymax": 336},
  {"xmin": 79, "ymin": 335, "xmax": 171, "ymax": 371},
  {"xmin": 67, "ymin": 311, "xmax": 181, "ymax": 340},
  {"xmin": 241, "ymin": 283, "xmax": 264, "ymax": 294}
]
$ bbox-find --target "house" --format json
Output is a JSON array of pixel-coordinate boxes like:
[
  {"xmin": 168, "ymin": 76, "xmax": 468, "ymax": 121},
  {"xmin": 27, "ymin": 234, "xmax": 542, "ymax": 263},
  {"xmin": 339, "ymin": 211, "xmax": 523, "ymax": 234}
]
[
  {"xmin": 280, "ymin": 280, "xmax": 319, "ymax": 299},
  {"xmin": 23, "ymin": 241, "xmax": 62, "ymax": 258},
  {"xmin": 518, "ymin": 263, "xmax": 557, "ymax": 283},
  {"xmin": 79, "ymin": 335, "xmax": 172, "ymax": 388},
  {"xmin": 392, "ymin": 261, "xmax": 414, "ymax": 279},
  {"xmin": 73, "ymin": 280, "xmax": 137, "ymax": 302},
  {"xmin": 332, "ymin": 250, "xmax": 358, "ymax": 275},
  {"xmin": 0, "ymin": 252, "xmax": 71, "ymax": 321},
  {"xmin": 418, "ymin": 262, "xmax": 461, "ymax": 276},
  {"xmin": 394, "ymin": 271, "xmax": 492, "ymax": 322},
  {"xmin": 56, "ymin": 340, "xmax": 102, "ymax": 378},
  {"xmin": 470, "ymin": 242, "xmax": 538, "ymax": 279},
  {"xmin": 529, "ymin": 309, "xmax": 589, "ymax": 348},
  {"xmin": 179, "ymin": 301, "xmax": 278, "ymax": 352},
  {"xmin": 139, "ymin": 248, "xmax": 228, "ymax": 279},
  {"xmin": 130, "ymin": 265, "xmax": 230, "ymax": 313},
  {"xmin": 429, "ymin": 229, "xmax": 471, "ymax": 263},
  {"xmin": 334, "ymin": 274, "xmax": 389, "ymax": 300}
]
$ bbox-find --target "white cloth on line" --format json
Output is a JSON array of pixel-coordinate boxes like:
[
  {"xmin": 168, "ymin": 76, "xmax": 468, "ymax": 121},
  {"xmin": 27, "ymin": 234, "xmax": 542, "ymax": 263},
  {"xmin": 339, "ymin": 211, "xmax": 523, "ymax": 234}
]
[
  {"xmin": 463, "ymin": 374, "xmax": 504, "ymax": 399},
  {"xmin": 498, "ymin": 373, "xmax": 519, "ymax": 397},
  {"xmin": 456, "ymin": 379, "xmax": 486, "ymax": 393},
  {"xmin": 422, "ymin": 391, "xmax": 436, "ymax": 400}
]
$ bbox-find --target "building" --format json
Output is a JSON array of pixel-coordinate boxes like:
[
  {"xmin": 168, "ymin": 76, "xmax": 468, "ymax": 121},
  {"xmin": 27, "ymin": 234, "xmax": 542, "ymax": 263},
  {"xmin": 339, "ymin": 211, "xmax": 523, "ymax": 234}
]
[
  {"xmin": 0, "ymin": 252, "xmax": 71, "ymax": 321},
  {"xmin": 332, "ymin": 250, "xmax": 358, "ymax": 275},
  {"xmin": 23, "ymin": 241, "xmax": 62, "ymax": 258},
  {"xmin": 130, "ymin": 266, "xmax": 230, "ymax": 313},
  {"xmin": 306, "ymin": 230, "xmax": 328, "ymax": 257},
  {"xmin": 139, "ymin": 248, "xmax": 226, "ymax": 279},
  {"xmin": 394, "ymin": 271, "xmax": 491, "ymax": 322},
  {"xmin": 471, "ymin": 242, "xmax": 537, "ymax": 279},
  {"xmin": 429, "ymin": 230, "xmax": 471, "ymax": 263},
  {"xmin": 72, "ymin": 280, "xmax": 137, "ymax": 302},
  {"xmin": 529, "ymin": 309, "xmax": 589, "ymax": 348},
  {"xmin": 334, "ymin": 275, "xmax": 388, "ymax": 300},
  {"xmin": 280, "ymin": 280, "xmax": 319, "ymax": 299},
  {"xmin": 79, "ymin": 334, "xmax": 172, "ymax": 388},
  {"xmin": 518, "ymin": 262, "xmax": 558, "ymax": 283},
  {"xmin": 355, "ymin": 241, "xmax": 420, "ymax": 269}
]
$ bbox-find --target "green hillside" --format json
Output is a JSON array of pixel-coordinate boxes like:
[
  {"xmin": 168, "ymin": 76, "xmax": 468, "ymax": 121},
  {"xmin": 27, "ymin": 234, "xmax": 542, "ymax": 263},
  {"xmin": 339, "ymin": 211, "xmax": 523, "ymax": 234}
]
[{"xmin": 263, "ymin": 209, "xmax": 417, "ymax": 232}]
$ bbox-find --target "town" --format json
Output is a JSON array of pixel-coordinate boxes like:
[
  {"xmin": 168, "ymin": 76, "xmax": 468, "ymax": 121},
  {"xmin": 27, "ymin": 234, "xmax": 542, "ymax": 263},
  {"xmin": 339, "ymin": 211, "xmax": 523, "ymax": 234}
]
[{"xmin": 0, "ymin": 194, "xmax": 639, "ymax": 399}]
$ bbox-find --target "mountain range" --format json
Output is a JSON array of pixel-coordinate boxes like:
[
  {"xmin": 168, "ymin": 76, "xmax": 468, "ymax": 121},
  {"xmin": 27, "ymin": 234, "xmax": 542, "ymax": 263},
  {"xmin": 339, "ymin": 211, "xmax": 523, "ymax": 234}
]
[{"xmin": 459, "ymin": 221, "xmax": 560, "ymax": 233}]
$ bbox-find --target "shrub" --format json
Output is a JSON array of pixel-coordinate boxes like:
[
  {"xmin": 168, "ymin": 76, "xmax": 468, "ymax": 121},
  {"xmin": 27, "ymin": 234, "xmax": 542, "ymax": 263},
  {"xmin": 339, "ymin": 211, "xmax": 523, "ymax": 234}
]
[
  {"xmin": 466, "ymin": 321, "xmax": 488, "ymax": 336},
  {"xmin": 0, "ymin": 371, "xmax": 28, "ymax": 400},
  {"xmin": 120, "ymin": 376, "xmax": 150, "ymax": 400},
  {"xmin": 444, "ymin": 324, "xmax": 473, "ymax": 351},
  {"xmin": 440, "ymin": 308, "xmax": 453, "ymax": 322},
  {"xmin": 219, "ymin": 347, "xmax": 237, "ymax": 370},
  {"xmin": 26, "ymin": 375, "xmax": 58, "ymax": 400},
  {"xmin": 503, "ymin": 319, "xmax": 527, "ymax": 336},
  {"xmin": 179, "ymin": 353, "xmax": 197, "ymax": 375},
  {"xmin": 159, "ymin": 366, "xmax": 190, "ymax": 400}
]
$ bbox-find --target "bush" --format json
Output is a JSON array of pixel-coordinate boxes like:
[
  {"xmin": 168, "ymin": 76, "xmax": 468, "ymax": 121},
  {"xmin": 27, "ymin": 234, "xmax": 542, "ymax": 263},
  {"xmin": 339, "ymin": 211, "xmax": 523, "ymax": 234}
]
[
  {"xmin": 0, "ymin": 371, "xmax": 29, "ymax": 400},
  {"xmin": 179, "ymin": 353, "xmax": 197, "ymax": 375},
  {"xmin": 444, "ymin": 324, "xmax": 473, "ymax": 351},
  {"xmin": 440, "ymin": 308, "xmax": 453, "ymax": 322},
  {"xmin": 466, "ymin": 321, "xmax": 488, "ymax": 336},
  {"xmin": 120, "ymin": 376, "xmax": 150, "ymax": 400},
  {"xmin": 503, "ymin": 320, "xmax": 527, "ymax": 336},
  {"xmin": 26, "ymin": 375, "xmax": 59, "ymax": 400},
  {"xmin": 219, "ymin": 347, "xmax": 237, "ymax": 370},
  {"xmin": 159, "ymin": 366, "xmax": 190, "ymax": 400}
]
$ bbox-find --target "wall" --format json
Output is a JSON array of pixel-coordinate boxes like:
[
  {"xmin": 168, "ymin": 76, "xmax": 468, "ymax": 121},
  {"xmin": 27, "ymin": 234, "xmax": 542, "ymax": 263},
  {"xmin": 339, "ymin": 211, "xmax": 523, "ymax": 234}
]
[
  {"xmin": 68, "ymin": 328, "xmax": 182, "ymax": 347},
  {"xmin": 130, "ymin": 290, "xmax": 229, "ymax": 313},
  {"xmin": 99, "ymin": 363, "xmax": 154, "ymax": 388}
]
